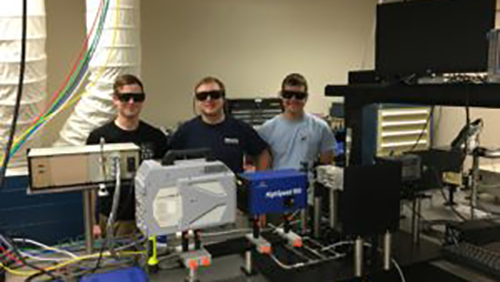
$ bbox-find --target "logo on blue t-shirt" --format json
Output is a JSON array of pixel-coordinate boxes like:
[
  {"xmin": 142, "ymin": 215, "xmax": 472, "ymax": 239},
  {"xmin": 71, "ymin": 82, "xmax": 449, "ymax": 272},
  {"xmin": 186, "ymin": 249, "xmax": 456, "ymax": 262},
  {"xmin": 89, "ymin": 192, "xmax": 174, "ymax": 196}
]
[{"xmin": 224, "ymin": 137, "xmax": 239, "ymax": 145}]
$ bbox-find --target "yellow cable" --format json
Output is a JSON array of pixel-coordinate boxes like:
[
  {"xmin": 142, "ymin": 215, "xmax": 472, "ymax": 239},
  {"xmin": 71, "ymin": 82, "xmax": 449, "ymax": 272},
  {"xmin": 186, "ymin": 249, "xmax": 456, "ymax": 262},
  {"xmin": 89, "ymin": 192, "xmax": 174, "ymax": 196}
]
[
  {"xmin": 0, "ymin": 250, "xmax": 145, "ymax": 277},
  {"xmin": 58, "ymin": 0, "xmax": 122, "ymax": 115},
  {"xmin": 0, "ymin": 262, "xmax": 33, "ymax": 277},
  {"xmin": 44, "ymin": 250, "xmax": 145, "ymax": 272},
  {"xmin": 0, "ymin": 3, "xmax": 141, "ymax": 275},
  {"xmin": 5, "ymin": 0, "xmax": 124, "ymax": 165}
]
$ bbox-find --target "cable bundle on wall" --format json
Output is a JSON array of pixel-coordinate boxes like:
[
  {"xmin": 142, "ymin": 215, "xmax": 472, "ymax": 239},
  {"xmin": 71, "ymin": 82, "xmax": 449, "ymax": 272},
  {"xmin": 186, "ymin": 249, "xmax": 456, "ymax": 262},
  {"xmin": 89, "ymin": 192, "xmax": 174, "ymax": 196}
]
[
  {"xmin": 0, "ymin": 0, "xmax": 45, "ymax": 173},
  {"xmin": 2, "ymin": 0, "xmax": 140, "ymax": 162},
  {"xmin": 56, "ymin": 0, "xmax": 141, "ymax": 146},
  {"xmin": 5, "ymin": 0, "xmax": 110, "ymax": 160}
]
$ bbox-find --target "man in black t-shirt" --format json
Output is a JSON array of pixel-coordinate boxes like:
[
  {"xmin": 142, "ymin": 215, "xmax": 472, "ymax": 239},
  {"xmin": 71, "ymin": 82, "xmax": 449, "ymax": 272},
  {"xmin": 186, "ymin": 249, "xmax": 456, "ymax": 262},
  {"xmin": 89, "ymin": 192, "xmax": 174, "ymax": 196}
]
[
  {"xmin": 170, "ymin": 77, "xmax": 271, "ymax": 173},
  {"xmin": 86, "ymin": 74, "xmax": 168, "ymax": 236}
]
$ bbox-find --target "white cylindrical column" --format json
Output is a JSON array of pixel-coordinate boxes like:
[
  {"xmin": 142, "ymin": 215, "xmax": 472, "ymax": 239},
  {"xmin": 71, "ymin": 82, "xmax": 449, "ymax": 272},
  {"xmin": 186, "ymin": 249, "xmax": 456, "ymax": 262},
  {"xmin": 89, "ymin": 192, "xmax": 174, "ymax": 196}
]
[
  {"xmin": 0, "ymin": 0, "xmax": 46, "ymax": 169},
  {"xmin": 56, "ymin": 0, "xmax": 140, "ymax": 146}
]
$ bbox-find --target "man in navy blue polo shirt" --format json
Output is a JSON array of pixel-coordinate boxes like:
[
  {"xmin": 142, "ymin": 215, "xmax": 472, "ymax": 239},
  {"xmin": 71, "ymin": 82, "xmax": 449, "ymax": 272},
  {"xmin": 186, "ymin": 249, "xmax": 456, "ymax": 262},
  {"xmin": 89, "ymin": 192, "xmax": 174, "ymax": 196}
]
[{"xmin": 169, "ymin": 76, "xmax": 271, "ymax": 173}]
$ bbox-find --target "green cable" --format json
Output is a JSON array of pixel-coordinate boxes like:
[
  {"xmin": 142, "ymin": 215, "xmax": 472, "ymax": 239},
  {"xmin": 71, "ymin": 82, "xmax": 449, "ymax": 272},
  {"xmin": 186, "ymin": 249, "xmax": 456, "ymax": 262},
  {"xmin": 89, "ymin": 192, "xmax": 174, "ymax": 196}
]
[
  {"xmin": 9, "ymin": 0, "xmax": 111, "ymax": 155},
  {"xmin": 45, "ymin": 0, "xmax": 110, "ymax": 116}
]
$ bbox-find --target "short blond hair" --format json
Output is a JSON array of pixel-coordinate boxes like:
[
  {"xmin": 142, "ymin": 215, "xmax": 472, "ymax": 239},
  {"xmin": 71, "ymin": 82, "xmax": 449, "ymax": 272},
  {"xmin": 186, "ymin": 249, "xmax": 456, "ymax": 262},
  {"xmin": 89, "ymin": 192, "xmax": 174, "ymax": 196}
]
[{"xmin": 194, "ymin": 76, "xmax": 225, "ymax": 94}]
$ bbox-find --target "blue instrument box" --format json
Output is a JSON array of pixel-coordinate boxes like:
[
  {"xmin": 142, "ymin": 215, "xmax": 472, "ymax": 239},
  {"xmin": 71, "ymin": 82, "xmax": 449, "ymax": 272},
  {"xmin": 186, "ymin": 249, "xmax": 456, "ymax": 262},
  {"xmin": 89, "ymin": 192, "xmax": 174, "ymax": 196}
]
[{"xmin": 237, "ymin": 169, "xmax": 308, "ymax": 216}]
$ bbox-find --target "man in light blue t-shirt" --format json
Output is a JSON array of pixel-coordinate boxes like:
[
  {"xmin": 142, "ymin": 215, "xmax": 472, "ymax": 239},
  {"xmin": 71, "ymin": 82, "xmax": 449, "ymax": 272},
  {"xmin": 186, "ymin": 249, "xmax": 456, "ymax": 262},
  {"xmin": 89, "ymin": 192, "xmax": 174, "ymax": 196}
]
[{"xmin": 258, "ymin": 73, "xmax": 336, "ymax": 170}]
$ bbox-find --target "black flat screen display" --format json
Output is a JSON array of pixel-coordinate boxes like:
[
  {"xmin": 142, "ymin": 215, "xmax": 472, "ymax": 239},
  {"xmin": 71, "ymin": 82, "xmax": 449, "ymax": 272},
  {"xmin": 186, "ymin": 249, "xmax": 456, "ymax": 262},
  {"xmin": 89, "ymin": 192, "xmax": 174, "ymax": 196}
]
[{"xmin": 375, "ymin": 0, "xmax": 495, "ymax": 79}]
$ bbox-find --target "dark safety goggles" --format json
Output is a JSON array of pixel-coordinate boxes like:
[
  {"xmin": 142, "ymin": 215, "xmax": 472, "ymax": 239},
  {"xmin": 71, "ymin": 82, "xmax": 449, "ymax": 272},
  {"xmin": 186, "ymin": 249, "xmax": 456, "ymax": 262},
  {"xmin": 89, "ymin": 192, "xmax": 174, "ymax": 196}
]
[
  {"xmin": 117, "ymin": 93, "xmax": 146, "ymax": 103},
  {"xmin": 195, "ymin": 90, "xmax": 225, "ymax": 101},
  {"xmin": 281, "ymin": 91, "xmax": 308, "ymax": 100}
]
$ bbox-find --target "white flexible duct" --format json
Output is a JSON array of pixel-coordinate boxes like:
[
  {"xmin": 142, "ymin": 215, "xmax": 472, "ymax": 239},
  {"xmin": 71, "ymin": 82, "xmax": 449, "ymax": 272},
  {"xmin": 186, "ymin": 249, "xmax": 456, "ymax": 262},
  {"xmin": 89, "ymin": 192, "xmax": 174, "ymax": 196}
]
[
  {"xmin": 0, "ymin": 0, "xmax": 46, "ymax": 169},
  {"xmin": 55, "ymin": 0, "xmax": 140, "ymax": 146}
]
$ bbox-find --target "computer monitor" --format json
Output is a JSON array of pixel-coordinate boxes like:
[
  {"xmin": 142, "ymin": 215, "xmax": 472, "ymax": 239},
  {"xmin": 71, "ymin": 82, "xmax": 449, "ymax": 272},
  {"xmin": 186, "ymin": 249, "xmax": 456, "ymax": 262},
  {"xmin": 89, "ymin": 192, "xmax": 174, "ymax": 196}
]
[{"xmin": 376, "ymin": 0, "xmax": 495, "ymax": 80}]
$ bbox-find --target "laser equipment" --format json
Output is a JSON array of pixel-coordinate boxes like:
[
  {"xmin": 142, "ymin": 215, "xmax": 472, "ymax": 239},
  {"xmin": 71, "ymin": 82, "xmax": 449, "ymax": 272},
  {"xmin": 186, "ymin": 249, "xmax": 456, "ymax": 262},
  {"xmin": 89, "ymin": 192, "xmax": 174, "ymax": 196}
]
[
  {"xmin": 237, "ymin": 169, "xmax": 308, "ymax": 275},
  {"xmin": 135, "ymin": 153, "xmax": 236, "ymax": 282},
  {"xmin": 135, "ymin": 158, "xmax": 236, "ymax": 237},
  {"xmin": 26, "ymin": 143, "xmax": 140, "ymax": 254},
  {"xmin": 27, "ymin": 143, "xmax": 140, "ymax": 194},
  {"xmin": 237, "ymin": 169, "xmax": 307, "ymax": 216}
]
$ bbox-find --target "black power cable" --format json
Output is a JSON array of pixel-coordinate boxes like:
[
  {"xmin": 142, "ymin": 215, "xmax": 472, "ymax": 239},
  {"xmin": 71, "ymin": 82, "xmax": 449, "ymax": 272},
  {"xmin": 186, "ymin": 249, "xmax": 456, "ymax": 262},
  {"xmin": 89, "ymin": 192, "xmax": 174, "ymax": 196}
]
[
  {"xmin": 0, "ymin": 0, "xmax": 28, "ymax": 188},
  {"xmin": 92, "ymin": 178, "xmax": 139, "ymax": 273},
  {"xmin": 409, "ymin": 105, "xmax": 435, "ymax": 153},
  {"xmin": 91, "ymin": 232, "xmax": 108, "ymax": 274}
]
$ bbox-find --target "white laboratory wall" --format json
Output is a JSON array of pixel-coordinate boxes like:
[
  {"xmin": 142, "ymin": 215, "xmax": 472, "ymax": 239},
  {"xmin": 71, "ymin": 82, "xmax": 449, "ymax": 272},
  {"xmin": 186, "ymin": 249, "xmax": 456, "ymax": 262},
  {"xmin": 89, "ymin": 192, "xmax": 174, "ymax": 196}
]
[{"xmin": 44, "ymin": 0, "xmax": 376, "ymax": 142}]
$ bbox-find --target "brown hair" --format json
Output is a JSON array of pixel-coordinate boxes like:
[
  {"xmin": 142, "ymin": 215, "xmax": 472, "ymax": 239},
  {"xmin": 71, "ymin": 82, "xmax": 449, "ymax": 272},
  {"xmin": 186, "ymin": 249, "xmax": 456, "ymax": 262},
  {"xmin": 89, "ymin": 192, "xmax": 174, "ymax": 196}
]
[
  {"xmin": 113, "ymin": 74, "xmax": 144, "ymax": 96},
  {"xmin": 281, "ymin": 73, "xmax": 308, "ymax": 92},
  {"xmin": 194, "ymin": 76, "xmax": 225, "ymax": 94}
]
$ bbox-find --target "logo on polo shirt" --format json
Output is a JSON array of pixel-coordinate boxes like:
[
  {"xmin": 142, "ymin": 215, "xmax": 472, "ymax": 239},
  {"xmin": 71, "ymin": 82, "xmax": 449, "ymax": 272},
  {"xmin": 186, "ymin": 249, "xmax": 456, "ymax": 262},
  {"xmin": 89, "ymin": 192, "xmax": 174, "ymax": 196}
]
[
  {"xmin": 140, "ymin": 143, "xmax": 155, "ymax": 160},
  {"xmin": 224, "ymin": 137, "xmax": 239, "ymax": 145}
]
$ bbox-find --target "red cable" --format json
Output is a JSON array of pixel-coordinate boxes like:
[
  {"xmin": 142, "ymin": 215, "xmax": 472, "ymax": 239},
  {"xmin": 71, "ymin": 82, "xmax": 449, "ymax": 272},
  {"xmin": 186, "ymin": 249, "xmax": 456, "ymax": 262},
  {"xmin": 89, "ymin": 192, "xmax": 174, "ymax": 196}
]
[
  {"xmin": 28, "ymin": 0, "xmax": 106, "ymax": 127},
  {"xmin": 0, "ymin": 245, "xmax": 24, "ymax": 267}
]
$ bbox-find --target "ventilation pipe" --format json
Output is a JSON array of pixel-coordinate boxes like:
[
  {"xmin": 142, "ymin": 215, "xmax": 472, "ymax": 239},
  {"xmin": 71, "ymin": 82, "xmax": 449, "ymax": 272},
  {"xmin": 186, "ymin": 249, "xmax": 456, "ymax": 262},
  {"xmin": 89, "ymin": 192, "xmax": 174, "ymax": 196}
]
[
  {"xmin": 56, "ymin": 0, "xmax": 140, "ymax": 146},
  {"xmin": 0, "ymin": 0, "xmax": 46, "ymax": 169}
]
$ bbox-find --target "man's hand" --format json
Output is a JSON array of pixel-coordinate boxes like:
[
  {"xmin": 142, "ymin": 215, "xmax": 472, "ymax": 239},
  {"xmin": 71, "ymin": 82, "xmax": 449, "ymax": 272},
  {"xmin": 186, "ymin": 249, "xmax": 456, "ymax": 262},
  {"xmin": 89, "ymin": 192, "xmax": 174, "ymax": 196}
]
[{"xmin": 93, "ymin": 224, "xmax": 102, "ymax": 238}]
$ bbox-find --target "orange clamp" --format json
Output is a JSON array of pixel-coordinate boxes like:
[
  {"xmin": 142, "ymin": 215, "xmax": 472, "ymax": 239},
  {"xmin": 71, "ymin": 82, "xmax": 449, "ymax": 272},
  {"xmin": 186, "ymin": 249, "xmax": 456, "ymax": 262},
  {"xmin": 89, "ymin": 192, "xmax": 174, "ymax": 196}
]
[
  {"xmin": 260, "ymin": 245, "xmax": 271, "ymax": 254},
  {"xmin": 189, "ymin": 260, "xmax": 198, "ymax": 269},
  {"xmin": 202, "ymin": 257, "xmax": 211, "ymax": 267},
  {"xmin": 293, "ymin": 239, "xmax": 303, "ymax": 248}
]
